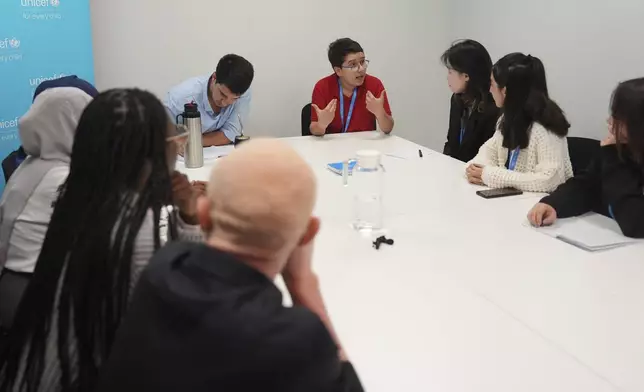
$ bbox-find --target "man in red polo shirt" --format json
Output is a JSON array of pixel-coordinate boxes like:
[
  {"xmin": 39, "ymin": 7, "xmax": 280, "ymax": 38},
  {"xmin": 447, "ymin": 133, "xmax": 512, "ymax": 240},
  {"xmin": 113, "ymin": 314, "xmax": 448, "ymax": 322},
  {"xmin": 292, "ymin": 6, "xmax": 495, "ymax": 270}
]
[{"xmin": 310, "ymin": 38, "xmax": 394, "ymax": 135}]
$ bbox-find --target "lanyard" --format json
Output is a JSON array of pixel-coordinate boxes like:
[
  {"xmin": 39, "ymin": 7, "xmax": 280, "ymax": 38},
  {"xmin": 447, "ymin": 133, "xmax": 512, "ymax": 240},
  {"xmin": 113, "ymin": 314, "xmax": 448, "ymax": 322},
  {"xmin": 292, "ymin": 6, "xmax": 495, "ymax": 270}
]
[
  {"xmin": 338, "ymin": 78, "xmax": 358, "ymax": 133},
  {"xmin": 608, "ymin": 204, "xmax": 616, "ymax": 219},
  {"xmin": 459, "ymin": 104, "xmax": 475, "ymax": 145},
  {"xmin": 508, "ymin": 147, "xmax": 520, "ymax": 171},
  {"xmin": 459, "ymin": 123, "xmax": 466, "ymax": 145}
]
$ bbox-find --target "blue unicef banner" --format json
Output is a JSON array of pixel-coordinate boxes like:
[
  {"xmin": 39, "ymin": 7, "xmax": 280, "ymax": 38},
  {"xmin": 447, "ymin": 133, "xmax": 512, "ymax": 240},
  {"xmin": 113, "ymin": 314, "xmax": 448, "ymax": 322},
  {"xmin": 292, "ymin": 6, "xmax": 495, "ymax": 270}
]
[{"xmin": 0, "ymin": 0, "xmax": 94, "ymax": 191}]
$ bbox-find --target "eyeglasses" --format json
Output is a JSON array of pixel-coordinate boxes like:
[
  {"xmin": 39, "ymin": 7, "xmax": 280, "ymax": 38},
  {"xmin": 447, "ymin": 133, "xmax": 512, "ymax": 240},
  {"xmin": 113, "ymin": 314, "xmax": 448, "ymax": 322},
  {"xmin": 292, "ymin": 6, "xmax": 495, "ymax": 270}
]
[{"xmin": 341, "ymin": 59, "xmax": 370, "ymax": 72}]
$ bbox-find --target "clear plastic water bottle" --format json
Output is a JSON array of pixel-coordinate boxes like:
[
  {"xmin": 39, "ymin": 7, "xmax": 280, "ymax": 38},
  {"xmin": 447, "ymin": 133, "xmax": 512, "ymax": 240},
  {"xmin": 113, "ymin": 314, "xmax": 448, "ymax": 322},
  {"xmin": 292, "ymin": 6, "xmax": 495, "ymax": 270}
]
[{"xmin": 351, "ymin": 150, "xmax": 383, "ymax": 232}]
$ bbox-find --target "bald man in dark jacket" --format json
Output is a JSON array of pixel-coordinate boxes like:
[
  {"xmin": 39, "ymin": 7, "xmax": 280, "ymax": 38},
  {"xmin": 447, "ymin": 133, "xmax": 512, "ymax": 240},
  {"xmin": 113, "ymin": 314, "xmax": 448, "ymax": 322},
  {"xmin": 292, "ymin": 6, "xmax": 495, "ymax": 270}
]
[{"xmin": 96, "ymin": 140, "xmax": 363, "ymax": 392}]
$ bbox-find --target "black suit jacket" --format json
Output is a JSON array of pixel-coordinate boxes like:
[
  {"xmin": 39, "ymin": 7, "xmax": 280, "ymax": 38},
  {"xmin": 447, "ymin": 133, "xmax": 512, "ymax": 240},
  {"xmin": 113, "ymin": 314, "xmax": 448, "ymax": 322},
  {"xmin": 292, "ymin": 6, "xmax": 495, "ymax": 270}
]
[
  {"xmin": 541, "ymin": 145, "xmax": 644, "ymax": 238},
  {"xmin": 443, "ymin": 93, "xmax": 500, "ymax": 162},
  {"xmin": 96, "ymin": 242, "xmax": 364, "ymax": 392}
]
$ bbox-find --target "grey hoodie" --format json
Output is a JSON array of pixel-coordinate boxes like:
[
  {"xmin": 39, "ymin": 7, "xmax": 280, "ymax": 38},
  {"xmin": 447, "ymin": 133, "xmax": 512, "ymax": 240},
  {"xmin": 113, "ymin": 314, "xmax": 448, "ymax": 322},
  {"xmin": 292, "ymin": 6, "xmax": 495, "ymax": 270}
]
[
  {"xmin": 0, "ymin": 87, "xmax": 93, "ymax": 273},
  {"xmin": 0, "ymin": 85, "xmax": 208, "ymax": 391}
]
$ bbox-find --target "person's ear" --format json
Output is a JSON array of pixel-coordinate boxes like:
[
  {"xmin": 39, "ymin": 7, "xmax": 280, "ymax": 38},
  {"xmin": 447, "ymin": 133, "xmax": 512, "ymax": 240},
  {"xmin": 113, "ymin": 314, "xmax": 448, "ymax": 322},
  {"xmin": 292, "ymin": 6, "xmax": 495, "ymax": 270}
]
[
  {"xmin": 501, "ymin": 87, "xmax": 507, "ymax": 97},
  {"xmin": 298, "ymin": 217, "xmax": 320, "ymax": 246},
  {"xmin": 333, "ymin": 67, "xmax": 342, "ymax": 77},
  {"xmin": 197, "ymin": 196, "xmax": 213, "ymax": 234},
  {"xmin": 463, "ymin": 73, "xmax": 470, "ymax": 82}
]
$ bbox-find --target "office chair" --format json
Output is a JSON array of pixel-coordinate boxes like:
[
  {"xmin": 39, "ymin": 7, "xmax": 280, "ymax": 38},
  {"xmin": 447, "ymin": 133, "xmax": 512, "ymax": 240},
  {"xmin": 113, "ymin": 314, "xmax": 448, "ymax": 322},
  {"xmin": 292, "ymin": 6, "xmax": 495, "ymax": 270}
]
[
  {"xmin": 567, "ymin": 136, "xmax": 601, "ymax": 175},
  {"xmin": 301, "ymin": 103, "xmax": 312, "ymax": 136}
]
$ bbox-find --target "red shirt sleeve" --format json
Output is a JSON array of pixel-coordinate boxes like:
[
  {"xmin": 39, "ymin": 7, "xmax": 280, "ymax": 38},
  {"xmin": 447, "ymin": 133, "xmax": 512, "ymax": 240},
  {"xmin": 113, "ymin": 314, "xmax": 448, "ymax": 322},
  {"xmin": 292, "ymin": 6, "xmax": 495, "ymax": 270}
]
[
  {"xmin": 372, "ymin": 79, "xmax": 392, "ymax": 116},
  {"xmin": 311, "ymin": 80, "xmax": 328, "ymax": 123}
]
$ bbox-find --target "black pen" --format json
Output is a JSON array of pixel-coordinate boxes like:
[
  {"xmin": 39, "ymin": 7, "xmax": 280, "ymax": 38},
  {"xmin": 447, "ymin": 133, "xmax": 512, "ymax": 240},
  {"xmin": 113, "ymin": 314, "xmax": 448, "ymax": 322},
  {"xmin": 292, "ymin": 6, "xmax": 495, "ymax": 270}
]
[{"xmin": 418, "ymin": 149, "xmax": 423, "ymax": 158}]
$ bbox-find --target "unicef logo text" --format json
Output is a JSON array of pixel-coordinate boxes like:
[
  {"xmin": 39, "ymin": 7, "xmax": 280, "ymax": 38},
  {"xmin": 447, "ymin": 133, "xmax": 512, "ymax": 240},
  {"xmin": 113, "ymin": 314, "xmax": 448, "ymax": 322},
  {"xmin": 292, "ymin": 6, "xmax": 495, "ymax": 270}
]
[
  {"xmin": 0, "ymin": 38, "xmax": 21, "ymax": 50},
  {"xmin": 21, "ymin": 0, "xmax": 60, "ymax": 7},
  {"xmin": 0, "ymin": 117, "xmax": 20, "ymax": 135},
  {"xmin": 21, "ymin": 0, "xmax": 62, "ymax": 20},
  {"xmin": 0, "ymin": 38, "xmax": 23, "ymax": 62},
  {"xmin": 29, "ymin": 73, "xmax": 67, "ymax": 86}
]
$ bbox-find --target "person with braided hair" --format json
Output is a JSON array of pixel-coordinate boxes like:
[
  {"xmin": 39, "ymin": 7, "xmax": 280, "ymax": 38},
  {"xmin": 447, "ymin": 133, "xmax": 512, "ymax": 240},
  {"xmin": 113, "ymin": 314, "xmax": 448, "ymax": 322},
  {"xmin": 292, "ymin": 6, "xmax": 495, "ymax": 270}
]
[
  {"xmin": 0, "ymin": 89, "xmax": 203, "ymax": 392},
  {"xmin": 95, "ymin": 139, "xmax": 364, "ymax": 392}
]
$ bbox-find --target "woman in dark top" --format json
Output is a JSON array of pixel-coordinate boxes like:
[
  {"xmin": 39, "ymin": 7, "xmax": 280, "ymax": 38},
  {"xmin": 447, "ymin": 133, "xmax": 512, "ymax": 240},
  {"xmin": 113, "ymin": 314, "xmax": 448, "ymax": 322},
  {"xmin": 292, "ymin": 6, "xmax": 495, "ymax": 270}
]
[
  {"xmin": 441, "ymin": 39, "xmax": 500, "ymax": 162},
  {"xmin": 528, "ymin": 78, "xmax": 644, "ymax": 238}
]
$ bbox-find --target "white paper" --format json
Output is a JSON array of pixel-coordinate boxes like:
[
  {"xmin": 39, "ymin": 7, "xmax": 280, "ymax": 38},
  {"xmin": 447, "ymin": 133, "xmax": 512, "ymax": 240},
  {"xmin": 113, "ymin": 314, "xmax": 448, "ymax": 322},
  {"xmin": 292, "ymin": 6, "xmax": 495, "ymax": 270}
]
[
  {"xmin": 177, "ymin": 145, "xmax": 234, "ymax": 162},
  {"xmin": 529, "ymin": 213, "xmax": 639, "ymax": 251}
]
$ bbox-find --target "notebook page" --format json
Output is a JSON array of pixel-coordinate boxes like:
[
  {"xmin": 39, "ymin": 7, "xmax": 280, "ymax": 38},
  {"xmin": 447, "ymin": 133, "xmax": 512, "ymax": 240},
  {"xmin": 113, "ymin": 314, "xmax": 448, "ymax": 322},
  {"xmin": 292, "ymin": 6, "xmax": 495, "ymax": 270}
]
[{"xmin": 532, "ymin": 213, "xmax": 637, "ymax": 251}]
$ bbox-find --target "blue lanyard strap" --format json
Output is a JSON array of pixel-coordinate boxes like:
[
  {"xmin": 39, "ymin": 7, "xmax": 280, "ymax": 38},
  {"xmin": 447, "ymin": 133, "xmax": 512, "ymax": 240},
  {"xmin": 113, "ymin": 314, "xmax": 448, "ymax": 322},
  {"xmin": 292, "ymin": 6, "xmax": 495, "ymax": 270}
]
[
  {"xmin": 459, "ymin": 123, "xmax": 466, "ymax": 145},
  {"xmin": 338, "ymin": 79, "xmax": 358, "ymax": 133},
  {"xmin": 508, "ymin": 147, "xmax": 520, "ymax": 171},
  {"xmin": 459, "ymin": 105, "xmax": 475, "ymax": 145}
]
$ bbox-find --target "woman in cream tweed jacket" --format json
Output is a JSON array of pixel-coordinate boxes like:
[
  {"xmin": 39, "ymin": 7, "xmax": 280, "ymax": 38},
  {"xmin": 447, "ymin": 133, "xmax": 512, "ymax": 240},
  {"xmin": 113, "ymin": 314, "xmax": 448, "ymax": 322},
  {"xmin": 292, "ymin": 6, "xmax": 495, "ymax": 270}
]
[
  {"xmin": 469, "ymin": 121, "xmax": 573, "ymax": 192},
  {"xmin": 466, "ymin": 53, "xmax": 573, "ymax": 193}
]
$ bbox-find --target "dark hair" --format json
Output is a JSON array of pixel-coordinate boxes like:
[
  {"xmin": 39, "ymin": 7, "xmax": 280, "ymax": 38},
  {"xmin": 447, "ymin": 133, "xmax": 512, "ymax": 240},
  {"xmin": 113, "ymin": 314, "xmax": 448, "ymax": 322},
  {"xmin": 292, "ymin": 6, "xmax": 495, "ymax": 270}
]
[
  {"xmin": 493, "ymin": 53, "xmax": 570, "ymax": 149},
  {"xmin": 328, "ymin": 38, "xmax": 364, "ymax": 69},
  {"xmin": 0, "ymin": 89, "xmax": 177, "ymax": 392},
  {"xmin": 215, "ymin": 54, "xmax": 254, "ymax": 95},
  {"xmin": 611, "ymin": 77, "xmax": 644, "ymax": 164},
  {"xmin": 441, "ymin": 39, "xmax": 493, "ymax": 104}
]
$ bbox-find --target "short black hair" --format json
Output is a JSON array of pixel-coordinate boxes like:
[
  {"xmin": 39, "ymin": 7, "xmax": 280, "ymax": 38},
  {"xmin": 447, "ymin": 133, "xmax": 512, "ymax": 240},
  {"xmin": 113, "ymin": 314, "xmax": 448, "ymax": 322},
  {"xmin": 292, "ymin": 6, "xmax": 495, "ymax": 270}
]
[
  {"xmin": 215, "ymin": 54, "xmax": 254, "ymax": 96},
  {"xmin": 328, "ymin": 38, "xmax": 364, "ymax": 69}
]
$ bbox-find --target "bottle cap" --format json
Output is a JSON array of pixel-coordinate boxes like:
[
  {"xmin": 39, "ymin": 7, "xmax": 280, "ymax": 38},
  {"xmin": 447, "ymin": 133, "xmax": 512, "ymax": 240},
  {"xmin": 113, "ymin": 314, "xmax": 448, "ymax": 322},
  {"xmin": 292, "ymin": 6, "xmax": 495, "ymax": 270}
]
[
  {"xmin": 183, "ymin": 102, "xmax": 200, "ymax": 116},
  {"xmin": 356, "ymin": 150, "xmax": 381, "ymax": 170}
]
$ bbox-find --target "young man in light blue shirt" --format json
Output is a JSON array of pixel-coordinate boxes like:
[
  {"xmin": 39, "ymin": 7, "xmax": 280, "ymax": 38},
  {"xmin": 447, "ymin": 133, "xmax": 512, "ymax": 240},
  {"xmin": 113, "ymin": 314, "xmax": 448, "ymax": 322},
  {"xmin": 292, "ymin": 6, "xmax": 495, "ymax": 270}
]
[{"xmin": 164, "ymin": 54, "xmax": 254, "ymax": 147}]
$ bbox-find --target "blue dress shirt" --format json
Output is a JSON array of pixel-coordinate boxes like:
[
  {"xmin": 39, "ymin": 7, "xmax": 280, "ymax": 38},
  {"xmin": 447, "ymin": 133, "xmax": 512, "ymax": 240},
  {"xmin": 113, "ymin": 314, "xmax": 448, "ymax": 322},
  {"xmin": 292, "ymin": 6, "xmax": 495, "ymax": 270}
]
[{"xmin": 163, "ymin": 74, "xmax": 251, "ymax": 142}]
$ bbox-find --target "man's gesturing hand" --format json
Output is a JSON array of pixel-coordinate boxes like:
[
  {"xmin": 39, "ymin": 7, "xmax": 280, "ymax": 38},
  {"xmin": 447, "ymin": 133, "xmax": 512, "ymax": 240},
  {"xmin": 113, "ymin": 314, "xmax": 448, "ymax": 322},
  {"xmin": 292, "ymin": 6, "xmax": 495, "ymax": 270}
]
[{"xmin": 312, "ymin": 99, "xmax": 337, "ymax": 128}]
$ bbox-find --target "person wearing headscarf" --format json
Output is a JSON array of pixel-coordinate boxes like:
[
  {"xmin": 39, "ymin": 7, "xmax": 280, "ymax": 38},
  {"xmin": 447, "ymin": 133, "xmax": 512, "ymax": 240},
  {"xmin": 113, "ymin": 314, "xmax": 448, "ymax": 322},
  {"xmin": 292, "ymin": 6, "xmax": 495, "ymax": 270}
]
[
  {"xmin": 0, "ymin": 76, "xmax": 97, "ymax": 333},
  {"xmin": 1, "ymin": 76, "xmax": 98, "ymax": 182},
  {"xmin": 0, "ymin": 89, "xmax": 203, "ymax": 392}
]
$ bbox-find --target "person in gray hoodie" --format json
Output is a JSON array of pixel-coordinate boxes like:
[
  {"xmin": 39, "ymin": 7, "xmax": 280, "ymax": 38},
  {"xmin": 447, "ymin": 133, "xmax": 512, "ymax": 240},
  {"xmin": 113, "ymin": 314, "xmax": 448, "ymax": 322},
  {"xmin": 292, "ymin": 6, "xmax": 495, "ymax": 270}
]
[
  {"xmin": 0, "ymin": 88, "xmax": 203, "ymax": 392},
  {"xmin": 0, "ymin": 80, "xmax": 96, "ymax": 332},
  {"xmin": 1, "ymin": 76, "xmax": 99, "ymax": 183}
]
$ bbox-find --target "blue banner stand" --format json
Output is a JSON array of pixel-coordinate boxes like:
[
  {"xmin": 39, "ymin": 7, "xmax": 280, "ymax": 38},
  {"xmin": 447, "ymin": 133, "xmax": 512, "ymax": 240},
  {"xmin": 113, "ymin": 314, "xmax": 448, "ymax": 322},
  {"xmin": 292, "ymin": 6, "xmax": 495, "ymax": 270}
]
[{"xmin": 0, "ymin": 0, "xmax": 94, "ymax": 192}]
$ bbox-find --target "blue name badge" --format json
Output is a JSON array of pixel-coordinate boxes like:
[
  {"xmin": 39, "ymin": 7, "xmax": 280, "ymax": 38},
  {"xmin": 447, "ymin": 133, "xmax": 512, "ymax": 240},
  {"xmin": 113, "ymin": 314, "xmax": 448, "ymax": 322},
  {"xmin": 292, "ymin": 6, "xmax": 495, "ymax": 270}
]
[{"xmin": 327, "ymin": 160, "xmax": 357, "ymax": 175}]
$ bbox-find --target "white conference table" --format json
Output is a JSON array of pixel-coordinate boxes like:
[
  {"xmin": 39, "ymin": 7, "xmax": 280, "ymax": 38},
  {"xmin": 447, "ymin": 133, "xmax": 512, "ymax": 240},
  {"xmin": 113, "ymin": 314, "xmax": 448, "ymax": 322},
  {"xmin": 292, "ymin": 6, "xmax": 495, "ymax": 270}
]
[{"xmin": 178, "ymin": 132, "xmax": 644, "ymax": 392}]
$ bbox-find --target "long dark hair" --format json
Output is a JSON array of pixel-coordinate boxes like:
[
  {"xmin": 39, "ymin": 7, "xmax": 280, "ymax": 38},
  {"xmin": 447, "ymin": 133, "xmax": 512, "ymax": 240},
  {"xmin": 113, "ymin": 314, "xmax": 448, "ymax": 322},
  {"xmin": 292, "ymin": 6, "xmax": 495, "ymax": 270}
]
[
  {"xmin": 610, "ymin": 78, "xmax": 644, "ymax": 165},
  {"xmin": 493, "ymin": 53, "xmax": 570, "ymax": 149},
  {"xmin": 441, "ymin": 39, "xmax": 493, "ymax": 107},
  {"xmin": 0, "ymin": 89, "xmax": 177, "ymax": 392}
]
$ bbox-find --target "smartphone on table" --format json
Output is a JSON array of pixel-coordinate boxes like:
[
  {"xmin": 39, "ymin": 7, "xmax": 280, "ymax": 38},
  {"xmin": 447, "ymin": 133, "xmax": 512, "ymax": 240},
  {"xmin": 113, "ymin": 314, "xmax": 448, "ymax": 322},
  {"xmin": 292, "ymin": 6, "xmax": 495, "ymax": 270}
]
[{"xmin": 476, "ymin": 187, "xmax": 523, "ymax": 199}]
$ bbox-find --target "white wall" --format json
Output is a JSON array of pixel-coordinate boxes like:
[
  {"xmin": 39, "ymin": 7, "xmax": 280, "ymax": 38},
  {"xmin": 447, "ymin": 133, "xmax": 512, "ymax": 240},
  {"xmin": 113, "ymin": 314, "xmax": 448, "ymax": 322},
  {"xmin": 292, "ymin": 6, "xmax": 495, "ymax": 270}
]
[
  {"xmin": 90, "ymin": 0, "xmax": 449, "ymax": 151},
  {"xmin": 448, "ymin": 0, "xmax": 644, "ymax": 141}
]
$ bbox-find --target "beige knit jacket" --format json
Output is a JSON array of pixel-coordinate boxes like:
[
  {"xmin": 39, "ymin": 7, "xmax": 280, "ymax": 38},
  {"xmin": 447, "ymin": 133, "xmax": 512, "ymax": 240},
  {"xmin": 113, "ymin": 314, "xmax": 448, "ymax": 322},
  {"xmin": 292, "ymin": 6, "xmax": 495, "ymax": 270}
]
[{"xmin": 468, "ymin": 121, "xmax": 574, "ymax": 193}]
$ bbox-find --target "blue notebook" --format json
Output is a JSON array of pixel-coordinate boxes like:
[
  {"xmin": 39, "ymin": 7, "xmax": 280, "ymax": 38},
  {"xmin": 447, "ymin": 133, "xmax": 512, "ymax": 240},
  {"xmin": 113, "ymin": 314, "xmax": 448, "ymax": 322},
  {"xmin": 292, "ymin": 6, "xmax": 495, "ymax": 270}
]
[{"xmin": 327, "ymin": 160, "xmax": 357, "ymax": 175}]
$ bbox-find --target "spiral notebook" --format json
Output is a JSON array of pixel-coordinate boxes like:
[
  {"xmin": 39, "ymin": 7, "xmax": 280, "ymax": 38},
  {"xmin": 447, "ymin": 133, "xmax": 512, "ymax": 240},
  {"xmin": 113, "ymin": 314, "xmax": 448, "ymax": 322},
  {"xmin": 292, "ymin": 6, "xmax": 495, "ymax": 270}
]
[{"xmin": 327, "ymin": 160, "xmax": 357, "ymax": 175}]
